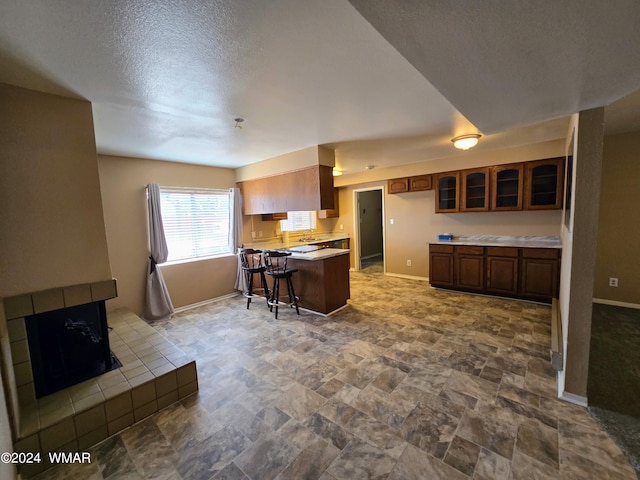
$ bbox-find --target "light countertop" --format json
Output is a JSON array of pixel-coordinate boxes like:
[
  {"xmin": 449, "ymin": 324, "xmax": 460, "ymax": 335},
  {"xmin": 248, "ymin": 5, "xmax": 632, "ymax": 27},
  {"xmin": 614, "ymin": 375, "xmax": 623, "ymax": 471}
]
[
  {"xmin": 429, "ymin": 235, "xmax": 562, "ymax": 249},
  {"xmin": 245, "ymin": 232, "xmax": 350, "ymax": 251},
  {"xmin": 285, "ymin": 248, "xmax": 350, "ymax": 261}
]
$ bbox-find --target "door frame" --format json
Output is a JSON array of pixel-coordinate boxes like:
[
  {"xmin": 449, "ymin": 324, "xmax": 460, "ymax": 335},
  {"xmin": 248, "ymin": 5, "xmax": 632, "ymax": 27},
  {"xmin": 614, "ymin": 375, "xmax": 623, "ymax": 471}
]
[{"xmin": 352, "ymin": 186, "xmax": 386, "ymax": 272}]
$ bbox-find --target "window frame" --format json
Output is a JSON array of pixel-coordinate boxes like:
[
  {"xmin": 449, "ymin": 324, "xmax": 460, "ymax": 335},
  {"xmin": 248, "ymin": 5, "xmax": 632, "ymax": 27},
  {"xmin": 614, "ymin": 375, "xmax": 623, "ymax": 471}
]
[
  {"xmin": 279, "ymin": 210, "xmax": 317, "ymax": 232},
  {"xmin": 158, "ymin": 186, "xmax": 233, "ymax": 263}
]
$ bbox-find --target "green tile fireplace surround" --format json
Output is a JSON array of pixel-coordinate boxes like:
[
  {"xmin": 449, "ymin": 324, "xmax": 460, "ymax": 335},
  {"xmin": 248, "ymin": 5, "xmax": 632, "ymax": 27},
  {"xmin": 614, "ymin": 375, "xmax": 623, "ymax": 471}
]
[{"xmin": 3, "ymin": 281, "xmax": 198, "ymax": 478}]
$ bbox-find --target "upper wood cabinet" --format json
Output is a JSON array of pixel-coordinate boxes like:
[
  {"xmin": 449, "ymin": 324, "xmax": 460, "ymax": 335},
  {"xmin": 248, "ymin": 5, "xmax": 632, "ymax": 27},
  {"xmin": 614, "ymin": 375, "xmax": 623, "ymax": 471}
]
[
  {"xmin": 318, "ymin": 188, "xmax": 340, "ymax": 218},
  {"xmin": 524, "ymin": 157, "xmax": 564, "ymax": 210},
  {"xmin": 387, "ymin": 178, "xmax": 409, "ymax": 194},
  {"xmin": 491, "ymin": 163, "xmax": 524, "ymax": 211},
  {"xmin": 461, "ymin": 168, "xmax": 489, "ymax": 212},
  {"xmin": 409, "ymin": 174, "xmax": 432, "ymax": 191},
  {"xmin": 238, "ymin": 165, "xmax": 334, "ymax": 215},
  {"xmin": 261, "ymin": 213, "xmax": 288, "ymax": 221},
  {"xmin": 388, "ymin": 174, "xmax": 432, "ymax": 194},
  {"xmin": 435, "ymin": 172, "xmax": 460, "ymax": 213},
  {"xmin": 431, "ymin": 157, "xmax": 563, "ymax": 214}
]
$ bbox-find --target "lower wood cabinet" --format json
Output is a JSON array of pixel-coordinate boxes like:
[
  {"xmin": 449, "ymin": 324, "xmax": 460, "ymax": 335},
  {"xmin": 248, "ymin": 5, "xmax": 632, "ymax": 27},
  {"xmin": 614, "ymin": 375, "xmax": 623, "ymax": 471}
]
[
  {"xmin": 429, "ymin": 244, "xmax": 560, "ymax": 303},
  {"xmin": 486, "ymin": 247, "xmax": 519, "ymax": 296},
  {"xmin": 455, "ymin": 246, "xmax": 484, "ymax": 291},
  {"xmin": 429, "ymin": 244, "xmax": 455, "ymax": 287},
  {"xmin": 520, "ymin": 248, "xmax": 560, "ymax": 300}
]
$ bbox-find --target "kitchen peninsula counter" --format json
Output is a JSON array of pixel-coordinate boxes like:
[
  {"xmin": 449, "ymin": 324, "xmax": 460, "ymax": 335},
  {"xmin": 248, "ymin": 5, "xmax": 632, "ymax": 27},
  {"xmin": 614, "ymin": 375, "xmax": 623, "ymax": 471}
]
[{"xmin": 285, "ymin": 248, "xmax": 350, "ymax": 315}]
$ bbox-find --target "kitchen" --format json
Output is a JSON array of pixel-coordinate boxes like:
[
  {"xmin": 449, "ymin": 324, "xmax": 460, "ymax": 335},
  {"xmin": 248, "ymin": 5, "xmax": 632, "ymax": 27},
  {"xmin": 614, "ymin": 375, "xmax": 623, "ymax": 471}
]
[{"xmin": 2, "ymin": 1, "xmax": 640, "ymax": 478}]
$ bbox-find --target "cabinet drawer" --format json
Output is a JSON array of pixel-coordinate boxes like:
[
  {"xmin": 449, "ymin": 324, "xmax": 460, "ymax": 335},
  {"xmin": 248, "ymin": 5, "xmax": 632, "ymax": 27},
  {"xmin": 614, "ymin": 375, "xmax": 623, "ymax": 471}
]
[
  {"xmin": 522, "ymin": 248, "xmax": 560, "ymax": 259},
  {"xmin": 486, "ymin": 247, "xmax": 519, "ymax": 257},
  {"xmin": 429, "ymin": 244, "xmax": 454, "ymax": 253},
  {"xmin": 455, "ymin": 246, "xmax": 484, "ymax": 255}
]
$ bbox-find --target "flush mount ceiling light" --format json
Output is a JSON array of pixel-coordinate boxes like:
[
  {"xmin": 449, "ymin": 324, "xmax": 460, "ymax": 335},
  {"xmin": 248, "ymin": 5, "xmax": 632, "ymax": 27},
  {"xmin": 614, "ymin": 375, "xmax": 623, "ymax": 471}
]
[
  {"xmin": 234, "ymin": 117, "xmax": 245, "ymax": 129},
  {"xmin": 452, "ymin": 134, "xmax": 481, "ymax": 150},
  {"xmin": 365, "ymin": 164, "xmax": 375, "ymax": 170},
  {"xmin": 332, "ymin": 168, "xmax": 343, "ymax": 177}
]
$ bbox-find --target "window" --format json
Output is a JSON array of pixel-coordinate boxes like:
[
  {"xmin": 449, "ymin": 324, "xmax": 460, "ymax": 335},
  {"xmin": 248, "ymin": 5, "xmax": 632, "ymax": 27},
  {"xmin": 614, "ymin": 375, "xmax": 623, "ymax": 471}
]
[
  {"xmin": 280, "ymin": 211, "xmax": 317, "ymax": 232},
  {"xmin": 159, "ymin": 187, "xmax": 231, "ymax": 262}
]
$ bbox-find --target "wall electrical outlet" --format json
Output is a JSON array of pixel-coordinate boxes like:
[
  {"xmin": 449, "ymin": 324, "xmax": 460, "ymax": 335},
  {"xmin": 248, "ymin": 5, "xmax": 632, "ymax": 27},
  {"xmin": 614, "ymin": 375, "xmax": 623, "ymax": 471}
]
[
  {"xmin": 390, "ymin": 218, "xmax": 395, "ymax": 225},
  {"xmin": 609, "ymin": 277, "xmax": 619, "ymax": 287},
  {"xmin": 406, "ymin": 259, "xmax": 412, "ymax": 267},
  {"xmin": 258, "ymin": 231, "xmax": 263, "ymax": 238},
  {"xmin": 251, "ymin": 231, "xmax": 256, "ymax": 239},
  {"xmin": 339, "ymin": 224, "xmax": 344, "ymax": 230}
]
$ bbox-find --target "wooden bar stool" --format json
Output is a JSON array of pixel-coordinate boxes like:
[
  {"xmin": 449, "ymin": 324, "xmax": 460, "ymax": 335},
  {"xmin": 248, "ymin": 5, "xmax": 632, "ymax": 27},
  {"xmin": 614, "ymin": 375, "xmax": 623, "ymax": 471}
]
[
  {"xmin": 264, "ymin": 250, "xmax": 300, "ymax": 319},
  {"xmin": 239, "ymin": 248, "xmax": 270, "ymax": 309}
]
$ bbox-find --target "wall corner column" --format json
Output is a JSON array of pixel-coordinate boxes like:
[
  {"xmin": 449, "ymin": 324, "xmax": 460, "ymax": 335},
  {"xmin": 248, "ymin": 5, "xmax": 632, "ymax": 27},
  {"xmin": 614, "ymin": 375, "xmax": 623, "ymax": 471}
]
[{"xmin": 561, "ymin": 107, "xmax": 605, "ymax": 400}]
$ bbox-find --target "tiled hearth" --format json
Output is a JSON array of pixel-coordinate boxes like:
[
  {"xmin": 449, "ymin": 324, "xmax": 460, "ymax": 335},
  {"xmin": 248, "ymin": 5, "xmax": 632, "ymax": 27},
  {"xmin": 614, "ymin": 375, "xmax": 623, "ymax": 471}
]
[{"xmin": 3, "ymin": 282, "xmax": 198, "ymax": 478}]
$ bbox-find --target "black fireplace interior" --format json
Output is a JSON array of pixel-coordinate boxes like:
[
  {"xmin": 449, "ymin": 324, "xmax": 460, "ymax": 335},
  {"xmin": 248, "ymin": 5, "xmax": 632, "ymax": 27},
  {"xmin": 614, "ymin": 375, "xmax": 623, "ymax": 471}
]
[{"xmin": 25, "ymin": 300, "xmax": 121, "ymax": 398}]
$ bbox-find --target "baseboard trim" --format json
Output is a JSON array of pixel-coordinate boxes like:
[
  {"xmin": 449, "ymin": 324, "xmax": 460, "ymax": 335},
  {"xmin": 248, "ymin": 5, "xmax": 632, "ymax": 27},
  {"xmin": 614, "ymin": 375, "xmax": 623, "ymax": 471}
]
[
  {"xmin": 385, "ymin": 272, "xmax": 429, "ymax": 282},
  {"xmin": 173, "ymin": 292, "xmax": 240, "ymax": 314},
  {"xmin": 593, "ymin": 298, "xmax": 640, "ymax": 310},
  {"xmin": 559, "ymin": 391, "xmax": 588, "ymax": 407}
]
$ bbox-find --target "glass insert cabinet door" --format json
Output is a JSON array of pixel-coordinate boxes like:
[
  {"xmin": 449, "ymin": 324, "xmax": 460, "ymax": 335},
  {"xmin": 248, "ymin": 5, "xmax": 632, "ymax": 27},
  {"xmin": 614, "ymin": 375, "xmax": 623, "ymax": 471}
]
[
  {"xmin": 491, "ymin": 163, "xmax": 524, "ymax": 210},
  {"xmin": 461, "ymin": 168, "xmax": 489, "ymax": 211},
  {"xmin": 524, "ymin": 158, "xmax": 564, "ymax": 210},
  {"xmin": 435, "ymin": 172, "xmax": 460, "ymax": 212}
]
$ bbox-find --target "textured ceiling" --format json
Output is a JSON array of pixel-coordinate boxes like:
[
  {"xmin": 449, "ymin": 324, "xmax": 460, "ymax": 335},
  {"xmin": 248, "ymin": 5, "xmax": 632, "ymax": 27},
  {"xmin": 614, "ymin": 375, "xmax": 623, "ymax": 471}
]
[
  {"xmin": 348, "ymin": 0, "xmax": 640, "ymax": 133},
  {"xmin": 1, "ymin": 1, "xmax": 639, "ymax": 174}
]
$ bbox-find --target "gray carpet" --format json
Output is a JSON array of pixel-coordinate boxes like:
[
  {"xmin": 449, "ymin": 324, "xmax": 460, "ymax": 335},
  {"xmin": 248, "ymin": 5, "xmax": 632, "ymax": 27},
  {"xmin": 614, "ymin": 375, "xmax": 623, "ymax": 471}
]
[
  {"xmin": 589, "ymin": 407, "xmax": 640, "ymax": 479},
  {"xmin": 588, "ymin": 303, "xmax": 640, "ymax": 479}
]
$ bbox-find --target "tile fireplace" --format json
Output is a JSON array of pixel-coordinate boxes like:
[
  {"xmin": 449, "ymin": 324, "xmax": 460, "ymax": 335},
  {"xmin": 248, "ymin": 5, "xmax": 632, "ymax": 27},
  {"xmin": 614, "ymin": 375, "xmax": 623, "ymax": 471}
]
[{"xmin": 2, "ymin": 280, "xmax": 198, "ymax": 477}]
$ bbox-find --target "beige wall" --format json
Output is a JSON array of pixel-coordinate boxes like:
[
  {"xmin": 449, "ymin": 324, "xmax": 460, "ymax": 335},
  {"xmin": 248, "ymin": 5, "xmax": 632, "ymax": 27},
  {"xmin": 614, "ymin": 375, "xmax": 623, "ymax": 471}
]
[
  {"xmin": 335, "ymin": 140, "xmax": 565, "ymax": 276},
  {"xmin": 98, "ymin": 155, "xmax": 238, "ymax": 314},
  {"xmin": 559, "ymin": 108, "xmax": 605, "ymax": 401},
  {"xmin": 593, "ymin": 131, "xmax": 640, "ymax": 304},
  {"xmin": 0, "ymin": 83, "xmax": 112, "ymax": 297},
  {"xmin": 236, "ymin": 145, "xmax": 335, "ymax": 182},
  {"xmin": 0, "ymin": 83, "xmax": 112, "ymax": 453}
]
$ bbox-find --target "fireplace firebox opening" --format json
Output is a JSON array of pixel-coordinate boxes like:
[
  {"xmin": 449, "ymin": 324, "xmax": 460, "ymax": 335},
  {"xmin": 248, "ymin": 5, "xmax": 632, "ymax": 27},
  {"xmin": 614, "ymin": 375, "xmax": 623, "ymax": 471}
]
[{"xmin": 25, "ymin": 300, "xmax": 121, "ymax": 398}]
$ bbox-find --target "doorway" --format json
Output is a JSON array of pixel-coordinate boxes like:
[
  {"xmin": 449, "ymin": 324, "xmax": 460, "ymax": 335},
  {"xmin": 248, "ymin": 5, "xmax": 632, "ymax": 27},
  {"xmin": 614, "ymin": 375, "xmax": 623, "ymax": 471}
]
[{"xmin": 354, "ymin": 187, "xmax": 384, "ymax": 273}]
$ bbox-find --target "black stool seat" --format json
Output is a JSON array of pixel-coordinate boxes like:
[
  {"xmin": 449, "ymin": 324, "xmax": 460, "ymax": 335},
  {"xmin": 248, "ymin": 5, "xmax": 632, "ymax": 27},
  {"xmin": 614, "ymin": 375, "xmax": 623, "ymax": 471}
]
[
  {"xmin": 264, "ymin": 250, "xmax": 300, "ymax": 319},
  {"xmin": 239, "ymin": 248, "xmax": 270, "ymax": 309}
]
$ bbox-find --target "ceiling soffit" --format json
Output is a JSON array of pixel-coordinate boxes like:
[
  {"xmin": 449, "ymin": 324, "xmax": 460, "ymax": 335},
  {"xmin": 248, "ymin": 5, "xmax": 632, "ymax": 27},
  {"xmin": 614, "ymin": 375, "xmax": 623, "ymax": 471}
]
[{"xmin": 347, "ymin": 0, "xmax": 640, "ymax": 134}]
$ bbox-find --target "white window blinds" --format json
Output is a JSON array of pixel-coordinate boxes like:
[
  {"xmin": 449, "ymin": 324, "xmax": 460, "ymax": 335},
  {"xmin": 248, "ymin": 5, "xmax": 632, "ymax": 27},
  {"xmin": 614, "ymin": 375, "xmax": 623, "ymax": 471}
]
[
  {"xmin": 280, "ymin": 211, "xmax": 317, "ymax": 232},
  {"xmin": 159, "ymin": 187, "xmax": 231, "ymax": 261}
]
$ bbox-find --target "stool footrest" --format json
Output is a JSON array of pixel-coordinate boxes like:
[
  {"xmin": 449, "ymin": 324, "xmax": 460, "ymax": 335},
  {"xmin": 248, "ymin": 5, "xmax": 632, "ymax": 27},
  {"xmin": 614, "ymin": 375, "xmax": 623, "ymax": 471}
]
[
  {"xmin": 267, "ymin": 296, "xmax": 299, "ymax": 308},
  {"xmin": 243, "ymin": 288, "xmax": 269, "ymax": 298}
]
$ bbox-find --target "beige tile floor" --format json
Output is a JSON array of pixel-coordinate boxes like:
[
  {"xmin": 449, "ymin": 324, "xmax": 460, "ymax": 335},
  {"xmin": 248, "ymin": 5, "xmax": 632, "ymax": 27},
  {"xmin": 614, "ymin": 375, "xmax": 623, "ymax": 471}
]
[{"xmin": 33, "ymin": 265, "xmax": 637, "ymax": 479}]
